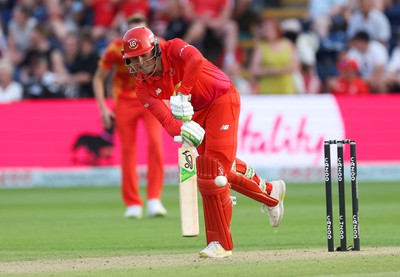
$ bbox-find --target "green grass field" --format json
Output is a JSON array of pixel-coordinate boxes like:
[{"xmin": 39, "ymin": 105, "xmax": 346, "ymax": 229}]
[{"xmin": 0, "ymin": 181, "xmax": 399, "ymax": 276}]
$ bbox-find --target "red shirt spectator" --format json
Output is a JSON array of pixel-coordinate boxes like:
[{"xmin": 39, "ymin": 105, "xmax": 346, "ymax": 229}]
[
  {"xmin": 89, "ymin": 0, "xmax": 119, "ymax": 27},
  {"xmin": 188, "ymin": 0, "xmax": 230, "ymax": 19},
  {"xmin": 329, "ymin": 58, "xmax": 370, "ymax": 95},
  {"xmin": 119, "ymin": 0, "xmax": 150, "ymax": 19}
]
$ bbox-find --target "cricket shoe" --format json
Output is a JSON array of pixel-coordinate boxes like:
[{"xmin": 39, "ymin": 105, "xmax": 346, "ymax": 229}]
[
  {"xmin": 147, "ymin": 199, "xmax": 167, "ymax": 217},
  {"xmin": 124, "ymin": 205, "xmax": 143, "ymax": 219},
  {"xmin": 199, "ymin": 241, "xmax": 232, "ymax": 258},
  {"xmin": 263, "ymin": 180, "xmax": 286, "ymax": 227}
]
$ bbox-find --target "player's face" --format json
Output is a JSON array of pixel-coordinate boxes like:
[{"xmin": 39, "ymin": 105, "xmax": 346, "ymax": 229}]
[{"xmin": 128, "ymin": 50, "xmax": 157, "ymax": 75}]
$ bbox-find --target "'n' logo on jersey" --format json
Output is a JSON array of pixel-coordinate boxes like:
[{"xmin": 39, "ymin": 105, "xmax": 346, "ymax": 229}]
[{"xmin": 220, "ymin": 124, "xmax": 230, "ymax": 130}]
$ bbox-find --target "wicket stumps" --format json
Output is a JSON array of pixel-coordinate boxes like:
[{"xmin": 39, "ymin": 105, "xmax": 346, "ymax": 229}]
[{"xmin": 324, "ymin": 139, "xmax": 360, "ymax": 252}]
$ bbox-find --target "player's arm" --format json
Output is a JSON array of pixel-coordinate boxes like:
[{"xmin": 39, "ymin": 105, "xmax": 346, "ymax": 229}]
[
  {"xmin": 136, "ymin": 85, "xmax": 204, "ymax": 146},
  {"xmin": 168, "ymin": 39, "xmax": 204, "ymax": 121},
  {"xmin": 169, "ymin": 38, "xmax": 204, "ymax": 96},
  {"xmin": 93, "ymin": 66, "xmax": 115, "ymax": 129},
  {"xmin": 136, "ymin": 84, "xmax": 182, "ymax": 136}
]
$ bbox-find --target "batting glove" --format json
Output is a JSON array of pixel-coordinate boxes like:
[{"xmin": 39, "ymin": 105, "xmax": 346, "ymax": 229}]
[
  {"xmin": 181, "ymin": 121, "xmax": 205, "ymax": 147},
  {"xmin": 170, "ymin": 93, "xmax": 194, "ymax": 122}
]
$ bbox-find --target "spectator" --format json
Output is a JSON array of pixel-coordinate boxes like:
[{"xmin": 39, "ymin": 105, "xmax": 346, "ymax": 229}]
[
  {"xmin": 19, "ymin": 0, "xmax": 48, "ymax": 22},
  {"xmin": 93, "ymin": 14, "xmax": 166, "ymax": 218},
  {"xmin": 306, "ymin": 0, "xmax": 350, "ymax": 39},
  {"xmin": 384, "ymin": 39, "xmax": 400, "ymax": 93},
  {"xmin": 23, "ymin": 56, "xmax": 65, "ymax": 99},
  {"xmin": 7, "ymin": 3, "xmax": 38, "ymax": 66},
  {"xmin": 327, "ymin": 57, "xmax": 370, "ymax": 95},
  {"xmin": 384, "ymin": 0, "xmax": 400, "ymax": 52},
  {"xmin": 18, "ymin": 23, "xmax": 67, "ymax": 83},
  {"xmin": 281, "ymin": 18, "xmax": 302, "ymax": 44},
  {"xmin": 346, "ymin": 31, "xmax": 389, "ymax": 93},
  {"xmin": 217, "ymin": 47, "xmax": 254, "ymax": 95},
  {"xmin": 0, "ymin": 22, "xmax": 7, "ymax": 58},
  {"xmin": 114, "ymin": 0, "xmax": 150, "ymax": 32},
  {"xmin": 161, "ymin": 0, "xmax": 189, "ymax": 40},
  {"xmin": 347, "ymin": 0, "xmax": 391, "ymax": 45},
  {"xmin": 45, "ymin": 0, "xmax": 79, "ymax": 42},
  {"xmin": 232, "ymin": 0, "xmax": 260, "ymax": 40},
  {"xmin": 0, "ymin": 58, "xmax": 23, "ymax": 103},
  {"xmin": 181, "ymin": 0, "xmax": 240, "ymax": 72},
  {"xmin": 0, "ymin": 1, "xmax": 15, "ymax": 29},
  {"xmin": 62, "ymin": 30, "xmax": 99, "ymax": 98},
  {"xmin": 248, "ymin": 18, "xmax": 300, "ymax": 94},
  {"xmin": 297, "ymin": 32, "xmax": 322, "ymax": 94},
  {"xmin": 59, "ymin": 0, "xmax": 89, "ymax": 31},
  {"xmin": 82, "ymin": 0, "xmax": 120, "ymax": 42}
]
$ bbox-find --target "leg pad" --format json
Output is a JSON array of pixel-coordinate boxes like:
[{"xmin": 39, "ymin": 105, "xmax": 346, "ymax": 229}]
[
  {"xmin": 197, "ymin": 156, "xmax": 233, "ymax": 251},
  {"xmin": 228, "ymin": 171, "xmax": 279, "ymax": 207}
]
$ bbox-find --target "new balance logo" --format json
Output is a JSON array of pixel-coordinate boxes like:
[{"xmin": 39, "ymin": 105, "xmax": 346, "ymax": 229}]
[{"xmin": 220, "ymin": 124, "xmax": 230, "ymax": 130}]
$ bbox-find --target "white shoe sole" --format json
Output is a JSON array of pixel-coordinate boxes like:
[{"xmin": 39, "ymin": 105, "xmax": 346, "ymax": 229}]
[
  {"xmin": 147, "ymin": 200, "xmax": 167, "ymax": 217},
  {"xmin": 124, "ymin": 212, "xmax": 143, "ymax": 219},
  {"xmin": 125, "ymin": 214, "xmax": 142, "ymax": 219},
  {"xmin": 148, "ymin": 211, "xmax": 167, "ymax": 218},
  {"xmin": 268, "ymin": 180, "xmax": 286, "ymax": 227},
  {"xmin": 199, "ymin": 250, "xmax": 232, "ymax": 258},
  {"xmin": 199, "ymin": 241, "xmax": 233, "ymax": 258}
]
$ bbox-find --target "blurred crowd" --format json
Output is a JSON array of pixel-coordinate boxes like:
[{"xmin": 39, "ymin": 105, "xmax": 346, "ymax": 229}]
[{"xmin": 1, "ymin": 0, "xmax": 400, "ymax": 103}]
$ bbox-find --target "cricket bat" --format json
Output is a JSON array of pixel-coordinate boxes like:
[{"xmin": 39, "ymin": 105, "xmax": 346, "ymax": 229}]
[{"xmin": 175, "ymin": 137, "xmax": 199, "ymax": 237}]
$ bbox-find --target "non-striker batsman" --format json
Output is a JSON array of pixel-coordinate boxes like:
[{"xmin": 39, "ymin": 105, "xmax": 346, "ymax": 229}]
[{"xmin": 121, "ymin": 26, "xmax": 286, "ymax": 258}]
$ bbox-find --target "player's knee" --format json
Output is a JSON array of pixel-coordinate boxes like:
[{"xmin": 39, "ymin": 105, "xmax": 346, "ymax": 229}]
[
  {"xmin": 197, "ymin": 155, "xmax": 226, "ymax": 180},
  {"xmin": 197, "ymin": 156, "xmax": 230, "ymax": 197}
]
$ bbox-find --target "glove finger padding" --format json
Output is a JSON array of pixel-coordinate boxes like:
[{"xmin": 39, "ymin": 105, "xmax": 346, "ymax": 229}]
[
  {"xmin": 171, "ymin": 104, "xmax": 194, "ymax": 119},
  {"xmin": 181, "ymin": 121, "xmax": 205, "ymax": 147},
  {"xmin": 170, "ymin": 93, "xmax": 194, "ymax": 122}
]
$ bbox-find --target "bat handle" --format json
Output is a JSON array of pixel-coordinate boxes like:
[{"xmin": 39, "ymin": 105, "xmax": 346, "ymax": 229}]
[
  {"xmin": 174, "ymin": 136, "xmax": 183, "ymax": 143},
  {"xmin": 174, "ymin": 135, "xmax": 192, "ymax": 147}
]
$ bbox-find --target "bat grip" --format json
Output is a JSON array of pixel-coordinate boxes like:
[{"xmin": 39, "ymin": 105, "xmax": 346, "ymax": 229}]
[{"xmin": 174, "ymin": 135, "xmax": 192, "ymax": 147}]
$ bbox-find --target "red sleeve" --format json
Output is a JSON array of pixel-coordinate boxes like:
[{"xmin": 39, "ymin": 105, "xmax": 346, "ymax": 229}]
[
  {"xmin": 166, "ymin": 39, "xmax": 204, "ymax": 96},
  {"xmin": 136, "ymin": 83, "xmax": 182, "ymax": 137}
]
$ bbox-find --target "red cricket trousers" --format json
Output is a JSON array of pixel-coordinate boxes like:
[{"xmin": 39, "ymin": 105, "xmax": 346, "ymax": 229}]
[{"xmin": 115, "ymin": 98, "xmax": 164, "ymax": 206}]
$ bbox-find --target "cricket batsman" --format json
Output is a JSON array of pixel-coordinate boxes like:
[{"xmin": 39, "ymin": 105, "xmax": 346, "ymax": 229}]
[{"xmin": 121, "ymin": 27, "xmax": 286, "ymax": 258}]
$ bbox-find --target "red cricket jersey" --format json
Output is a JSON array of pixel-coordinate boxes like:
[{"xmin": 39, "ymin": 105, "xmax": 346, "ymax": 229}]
[
  {"xmin": 188, "ymin": 0, "xmax": 230, "ymax": 19},
  {"xmin": 331, "ymin": 77, "xmax": 370, "ymax": 96},
  {"xmin": 135, "ymin": 38, "xmax": 232, "ymax": 136}
]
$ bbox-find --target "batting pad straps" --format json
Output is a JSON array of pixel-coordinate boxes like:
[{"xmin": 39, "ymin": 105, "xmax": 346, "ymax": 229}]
[
  {"xmin": 197, "ymin": 156, "xmax": 233, "ymax": 251},
  {"xmin": 196, "ymin": 155, "xmax": 226, "ymax": 180},
  {"xmin": 228, "ymin": 171, "xmax": 279, "ymax": 207}
]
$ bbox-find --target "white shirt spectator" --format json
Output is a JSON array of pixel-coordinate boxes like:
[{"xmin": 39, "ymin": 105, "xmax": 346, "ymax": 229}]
[
  {"xmin": 347, "ymin": 40, "xmax": 388, "ymax": 78},
  {"xmin": 387, "ymin": 47, "xmax": 400, "ymax": 74},
  {"xmin": 347, "ymin": 9, "xmax": 391, "ymax": 44},
  {"xmin": 308, "ymin": 0, "xmax": 348, "ymax": 19},
  {"xmin": 8, "ymin": 14, "xmax": 37, "ymax": 54},
  {"xmin": 0, "ymin": 58, "xmax": 23, "ymax": 103},
  {"xmin": 0, "ymin": 81, "xmax": 23, "ymax": 103}
]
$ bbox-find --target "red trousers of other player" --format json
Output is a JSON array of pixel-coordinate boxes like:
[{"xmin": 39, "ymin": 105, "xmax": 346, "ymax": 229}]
[{"xmin": 114, "ymin": 98, "xmax": 164, "ymax": 206}]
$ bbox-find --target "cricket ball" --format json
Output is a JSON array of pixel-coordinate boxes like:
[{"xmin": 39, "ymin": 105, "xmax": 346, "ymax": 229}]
[{"xmin": 214, "ymin": 175, "xmax": 228, "ymax": 187}]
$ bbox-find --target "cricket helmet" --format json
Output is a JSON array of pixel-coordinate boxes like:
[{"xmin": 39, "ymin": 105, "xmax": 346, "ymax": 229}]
[{"xmin": 122, "ymin": 26, "xmax": 156, "ymax": 59}]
